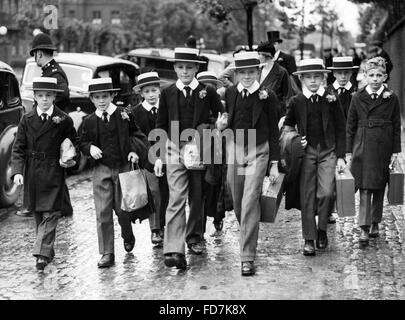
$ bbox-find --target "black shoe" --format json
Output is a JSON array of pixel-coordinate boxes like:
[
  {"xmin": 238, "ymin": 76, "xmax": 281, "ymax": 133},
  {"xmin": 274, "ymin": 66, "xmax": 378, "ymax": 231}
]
[
  {"xmin": 316, "ymin": 230, "xmax": 328, "ymax": 249},
  {"xmin": 303, "ymin": 240, "xmax": 316, "ymax": 256},
  {"xmin": 124, "ymin": 237, "xmax": 135, "ymax": 252},
  {"xmin": 328, "ymin": 214, "xmax": 337, "ymax": 224},
  {"xmin": 151, "ymin": 230, "xmax": 163, "ymax": 245},
  {"xmin": 241, "ymin": 261, "xmax": 255, "ymax": 276},
  {"xmin": 97, "ymin": 254, "xmax": 115, "ymax": 268},
  {"xmin": 359, "ymin": 228, "xmax": 370, "ymax": 244},
  {"xmin": 213, "ymin": 220, "xmax": 223, "ymax": 232},
  {"xmin": 187, "ymin": 242, "xmax": 205, "ymax": 255},
  {"xmin": 164, "ymin": 253, "xmax": 187, "ymax": 270},
  {"xmin": 36, "ymin": 256, "xmax": 49, "ymax": 270},
  {"xmin": 369, "ymin": 223, "xmax": 379, "ymax": 238}
]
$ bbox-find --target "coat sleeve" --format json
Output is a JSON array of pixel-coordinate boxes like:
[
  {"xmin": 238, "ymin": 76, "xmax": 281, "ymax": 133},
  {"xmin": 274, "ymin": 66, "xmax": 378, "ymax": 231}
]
[
  {"xmin": 10, "ymin": 117, "xmax": 28, "ymax": 179},
  {"xmin": 63, "ymin": 115, "xmax": 81, "ymax": 169},
  {"xmin": 208, "ymin": 86, "xmax": 225, "ymax": 118},
  {"xmin": 346, "ymin": 96, "xmax": 358, "ymax": 154},
  {"xmin": 283, "ymin": 97, "xmax": 297, "ymax": 128},
  {"xmin": 391, "ymin": 95, "xmax": 402, "ymax": 154},
  {"xmin": 128, "ymin": 113, "xmax": 150, "ymax": 168},
  {"xmin": 268, "ymin": 91, "xmax": 281, "ymax": 161},
  {"xmin": 332, "ymin": 99, "xmax": 346, "ymax": 159},
  {"xmin": 78, "ymin": 116, "xmax": 93, "ymax": 157},
  {"xmin": 156, "ymin": 88, "xmax": 169, "ymax": 133},
  {"xmin": 218, "ymin": 63, "xmax": 235, "ymax": 87}
]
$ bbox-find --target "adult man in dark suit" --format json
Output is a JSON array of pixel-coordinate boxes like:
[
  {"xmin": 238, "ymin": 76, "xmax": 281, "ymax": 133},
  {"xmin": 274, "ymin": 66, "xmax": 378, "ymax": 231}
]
[
  {"xmin": 155, "ymin": 47, "xmax": 224, "ymax": 269},
  {"xmin": 267, "ymin": 30, "xmax": 297, "ymax": 76}
]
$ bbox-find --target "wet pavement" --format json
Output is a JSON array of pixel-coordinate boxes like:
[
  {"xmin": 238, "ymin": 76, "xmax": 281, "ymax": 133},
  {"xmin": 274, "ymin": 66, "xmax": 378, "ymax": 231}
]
[{"xmin": 0, "ymin": 135, "xmax": 405, "ymax": 300}]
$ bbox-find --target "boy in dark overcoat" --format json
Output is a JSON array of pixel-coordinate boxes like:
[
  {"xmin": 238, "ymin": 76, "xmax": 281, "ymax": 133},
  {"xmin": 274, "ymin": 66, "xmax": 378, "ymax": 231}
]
[
  {"xmin": 79, "ymin": 77, "xmax": 147, "ymax": 268},
  {"xmin": 283, "ymin": 59, "xmax": 346, "ymax": 256},
  {"xmin": 155, "ymin": 48, "xmax": 224, "ymax": 269},
  {"xmin": 11, "ymin": 77, "xmax": 79, "ymax": 270},
  {"xmin": 346, "ymin": 57, "xmax": 401, "ymax": 244},
  {"xmin": 130, "ymin": 71, "xmax": 168, "ymax": 246},
  {"xmin": 217, "ymin": 52, "xmax": 280, "ymax": 276}
]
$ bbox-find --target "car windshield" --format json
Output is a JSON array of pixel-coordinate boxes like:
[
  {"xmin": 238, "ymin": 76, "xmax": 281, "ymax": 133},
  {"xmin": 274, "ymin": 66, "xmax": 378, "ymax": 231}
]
[{"xmin": 22, "ymin": 63, "xmax": 93, "ymax": 93}]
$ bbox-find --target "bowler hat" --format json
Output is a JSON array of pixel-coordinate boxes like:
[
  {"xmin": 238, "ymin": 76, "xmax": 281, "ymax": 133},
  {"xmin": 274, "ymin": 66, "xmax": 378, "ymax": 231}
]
[
  {"xmin": 293, "ymin": 58, "xmax": 330, "ymax": 75},
  {"xmin": 30, "ymin": 77, "xmax": 64, "ymax": 92},
  {"xmin": 88, "ymin": 78, "xmax": 120, "ymax": 94},
  {"xmin": 29, "ymin": 33, "xmax": 57, "ymax": 56},
  {"xmin": 267, "ymin": 30, "xmax": 283, "ymax": 44},
  {"xmin": 133, "ymin": 72, "xmax": 164, "ymax": 94},
  {"xmin": 168, "ymin": 48, "xmax": 206, "ymax": 64},
  {"xmin": 327, "ymin": 56, "xmax": 359, "ymax": 70}
]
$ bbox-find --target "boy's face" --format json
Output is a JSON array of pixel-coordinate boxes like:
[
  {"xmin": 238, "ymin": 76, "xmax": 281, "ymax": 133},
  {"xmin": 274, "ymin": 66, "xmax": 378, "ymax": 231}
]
[
  {"xmin": 300, "ymin": 72, "xmax": 324, "ymax": 93},
  {"xmin": 365, "ymin": 67, "xmax": 387, "ymax": 92},
  {"xmin": 333, "ymin": 70, "xmax": 353, "ymax": 87},
  {"xmin": 34, "ymin": 90, "xmax": 56, "ymax": 112},
  {"xmin": 140, "ymin": 84, "xmax": 160, "ymax": 106},
  {"xmin": 236, "ymin": 67, "xmax": 259, "ymax": 88},
  {"xmin": 174, "ymin": 62, "xmax": 199, "ymax": 85},
  {"xmin": 90, "ymin": 91, "xmax": 116, "ymax": 112}
]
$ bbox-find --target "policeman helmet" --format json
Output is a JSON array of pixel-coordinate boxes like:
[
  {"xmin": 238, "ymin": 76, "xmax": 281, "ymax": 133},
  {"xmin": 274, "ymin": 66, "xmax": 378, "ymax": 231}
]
[{"xmin": 30, "ymin": 33, "xmax": 57, "ymax": 56}]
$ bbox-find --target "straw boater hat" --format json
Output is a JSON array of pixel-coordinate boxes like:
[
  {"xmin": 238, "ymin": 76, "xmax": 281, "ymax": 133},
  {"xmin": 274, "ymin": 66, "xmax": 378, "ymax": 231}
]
[
  {"xmin": 133, "ymin": 72, "xmax": 164, "ymax": 94},
  {"xmin": 293, "ymin": 58, "xmax": 331, "ymax": 75},
  {"xmin": 327, "ymin": 56, "xmax": 359, "ymax": 70},
  {"xmin": 168, "ymin": 47, "xmax": 206, "ymax": 64},
  {"xmin": 230, "ymin": 51, "xmax": 266, "ymax": 69},
  {"xmin": 196, "ymin": 71, "xmax": 223, "ymax": 87},
  {"xmin": 87, "ymin": 77, "xmax": 120, "ymax": 94},
  {"xmin": 31, "ymin": 77, "xmax": 63, "ymax": 92}
]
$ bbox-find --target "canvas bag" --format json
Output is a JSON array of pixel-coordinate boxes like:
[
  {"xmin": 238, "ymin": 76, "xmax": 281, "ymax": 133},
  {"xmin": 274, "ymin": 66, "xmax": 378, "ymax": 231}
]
[{"xmin": 119, "ymin": 163, "xmax": 148, "ymax": 212}]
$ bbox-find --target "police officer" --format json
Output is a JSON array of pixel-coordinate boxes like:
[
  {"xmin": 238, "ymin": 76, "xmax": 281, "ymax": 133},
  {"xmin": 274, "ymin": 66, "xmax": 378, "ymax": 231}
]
[{"xmin": 30, "ymin": 32, "xmax": 71, "ymax": 111}]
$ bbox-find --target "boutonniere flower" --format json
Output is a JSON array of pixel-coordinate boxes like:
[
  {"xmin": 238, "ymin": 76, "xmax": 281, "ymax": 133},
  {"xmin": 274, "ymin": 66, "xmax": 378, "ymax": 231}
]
[
  {"xmin": 278, "ymin": 57, "xmax": 284, "ymax": 62},
  {"xmin": 259, "ymin": 89, "xmax": 269, "ymax": 100},
  {"xmin": 326, "ymin": 94, "xmax": 337, "ymax": 102},
  {"xmin": 199, "ymin": 89, "xmax": 207, "ymax": 99},
  {"xmin": 121, "ymin": 111, "xmax": 130, "ymax": 120},
  {"xmin": 383, "ymin": 91, "xmax": 393, "ymax": 99},
  {"xmin": 52, "ymin": 116, "xmax": 65, "ymax": 124}
]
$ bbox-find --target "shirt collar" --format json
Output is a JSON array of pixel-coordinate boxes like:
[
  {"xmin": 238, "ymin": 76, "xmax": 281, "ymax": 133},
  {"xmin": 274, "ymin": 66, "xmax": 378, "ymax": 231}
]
[
  {"xmin": 142, "ymin": 100, "xmax": 159, "ymax": 112},
  {"xmin": 237, "ymin": 81, "xmax": 260, "ymax": 94},
  {"xmin": 37, "ymin": 105, "xmax": 54, "ymax": 117},
  {"xmin": 366, "ymin": 85, "xmax": 384, "ymax": 97},
  {"xmin": 333, "ymin": 80, "xmax": 352, "ymax": 91},
  {"xmin": 302, "ymin": 85, "xmax": 325, "ymax": 99},
  {"xmin": 176, "ymin": 78, "xmax": 199, "ymax": 91},
  {"xmin": 95, "ymin": 103, "xmax": 117, "ymax": 118},
  {"xmin": 274, "ymin": 50, "xmax": 281, "ymax": 61}
]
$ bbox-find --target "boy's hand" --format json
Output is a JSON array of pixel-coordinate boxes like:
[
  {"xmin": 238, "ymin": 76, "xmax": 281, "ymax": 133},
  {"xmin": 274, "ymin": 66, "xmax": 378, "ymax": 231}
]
[
  {"xmin": 154, "ymin": 159, "xmax": 163, "ymax": 177},
  {"xmin": 337, "ymin": 158, "xmax": 346, "ymax": 173},
  {"xmin": 90, "ymin": 145, "xmax": 103, "ymax": 160},
  {"xmin": 216, "ymin": 112, "xmax": 228, "ymax": 131},
  {"xmin": 59, "ymin": 159, "xmax": 76, "ymax": 168},
  {"xmin": 345, "ymin": 153, "xmax": 352, "ymax": 168},
  {"xmin": 389, "ymin": 153, "xmax": 398, "ymax": 170},
  {"xmin": 269, "ymin": 163, "xmax": 279, "ymax": 184},
  {"xmin": 13, "ymin": 174, "xmax": 23, "ymax": 186},
  {"xmin": 128, "ymin": 152, "xmax": 139, "ymax": 164},
  {"xmin": 301, "ymin": 136, "xmax": 308, "ymax": 149}
]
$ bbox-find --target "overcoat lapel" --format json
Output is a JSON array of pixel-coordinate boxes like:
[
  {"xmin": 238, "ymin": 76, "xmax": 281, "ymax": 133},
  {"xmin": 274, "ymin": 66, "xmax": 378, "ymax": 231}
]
[
  {"xmin": 252, "ymin": 94, "xmax": 263, "ymax": 127},
  {"xmin": 298, "ymin": 95, "xmax": 308, "ymax": 136},
  {"xmin": 192, "ymin": 84, "xmax": 205, "ymax": 128},
  {"xmin": 368, "ymin": 88, "xmax": 389, "ymax": 113},
  {"xmin": 321, "ymin": 94, "xmax": 329, "ymax": 133},
  {"xmin": 35, "ymin": 108, "xmax": 59, "ymax": 141},
  {"xmin": 227, "ymin": 87, "xmax": 238, "ymax": 126},
  {"xmin": 168, "ymin": 85, "xmax": 179, "ymax": 124},
  {"xmin": 114, "ymin": 110, "xmax": 128, "ymax": 155}
]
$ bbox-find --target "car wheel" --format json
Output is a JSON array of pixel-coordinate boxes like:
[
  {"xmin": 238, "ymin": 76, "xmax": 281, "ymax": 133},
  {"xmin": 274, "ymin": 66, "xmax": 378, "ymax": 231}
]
[{"xmin": 0, "ymin": 126, "xmax": 21, "ymax": 208}]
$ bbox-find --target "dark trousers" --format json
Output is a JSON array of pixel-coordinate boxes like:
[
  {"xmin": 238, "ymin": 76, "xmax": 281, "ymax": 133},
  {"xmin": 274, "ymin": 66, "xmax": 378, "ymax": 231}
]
[
  {"xmin": 300, "ymin": 145, "xmax": 337, "ymax": 240},
  {"xmin": 144, "ymin": 169, "xmax": 168, "ymax": 231},
  {"xmin": 93, "ymin": 163, "xmax": 134, "ymax": 255},
  {"xmin": 359, "ymin": 188, "xmax": 385, "ymax": 227},
  {"xmin": 33, "ymin": 211, "xmax": 61, "ymax": 259}
]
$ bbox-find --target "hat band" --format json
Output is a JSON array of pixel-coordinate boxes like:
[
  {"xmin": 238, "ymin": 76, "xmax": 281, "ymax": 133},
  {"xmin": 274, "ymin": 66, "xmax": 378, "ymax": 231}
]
[
  {"xmin": 89, "ymin": 83, "xmax": 114, "ymax": 92},
  {"xmin": 174, "ymin": 52, "xmax": 199, "ymax": 61},
  {"xmin": 297, "ymin": 64, "xmax": 325, "ymax": 72},
  {"xmin": 33, "ymin": 82, "xmax": 58, "ymax": 91},
  {"xmin": 235, "ymin": 59, "xmax": 261, "ymax": 68},
  {"xmin": 332, "ymin": 61, "xmax": 354, "ymax": 68},
  {"xmin": 138, "ymin": 76, "xmax": 160, "ymax": 86},
  {"xmin": 198, "ymin": 75, "xmax": 217, "ymax": 82}
]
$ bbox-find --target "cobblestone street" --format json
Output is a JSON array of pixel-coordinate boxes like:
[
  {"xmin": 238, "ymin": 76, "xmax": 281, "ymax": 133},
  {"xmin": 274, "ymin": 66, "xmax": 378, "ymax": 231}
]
[{"xmin": 0, "ymin": 135, "xmax": 404, "ymax": 300}]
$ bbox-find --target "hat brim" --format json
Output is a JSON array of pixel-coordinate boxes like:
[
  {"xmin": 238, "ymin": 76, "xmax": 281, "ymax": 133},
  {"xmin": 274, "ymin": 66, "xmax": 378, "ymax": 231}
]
[
  {"xmin": 28, "ymin": 86, "xmax": 64, "ymax": 93},
  {"xmin": 230, "ymin": 63, "xmax": 267, "ymax": 69},
  {"xmin": 269, "ymin": 39, "xmax": 283, "ymax": 43},
  {"xmin": 133, "ymin": 80, "xmax": 165, "ymax": 93},
  {"xmin": 29, "ymin": 46, "xmax": 57, "ymax": 56},
  {"xmin": 327, "ymin": 66, "xmax": 359, "ymax": 70},
  {"xmin": 168, "ymin": 58, "xmax": 207, "ymax": 64},
  {"xmin": 88, "ymin": 88, "xmax": 121, "ymax": 94},
  {"xmin": 293, "ymin": 69, "xmax": 331, "ymax": 75},
  {"xmin": 198, "ymin": 79, "xmax": 224, "ymax": 87}
]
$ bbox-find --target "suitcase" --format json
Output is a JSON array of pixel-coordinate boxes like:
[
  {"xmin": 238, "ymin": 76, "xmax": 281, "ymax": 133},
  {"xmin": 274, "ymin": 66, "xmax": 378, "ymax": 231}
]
[
  {"xmin": 388, "ymin": 162, "xmax": 404, "ymax": 205},
  {"xmin": 260, "ymin": 173, "xmax": 285, "ymax": 223},
  {"xmin": 335, "ymin": 168, "xmax": 356, "ymax": 217}
]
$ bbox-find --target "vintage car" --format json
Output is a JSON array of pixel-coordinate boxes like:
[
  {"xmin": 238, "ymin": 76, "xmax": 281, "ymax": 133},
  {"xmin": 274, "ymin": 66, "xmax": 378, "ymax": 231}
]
[
  {"xmin": 0, "ymin": 61, "xmax": 23, "ymax": 207},
  {"xmin": 20, "ymin": 52, "xmax": 140, "ymax": 130},
  {"xmin": 116, "ymin": 48, "xmax": 231, "ymax": 83}
]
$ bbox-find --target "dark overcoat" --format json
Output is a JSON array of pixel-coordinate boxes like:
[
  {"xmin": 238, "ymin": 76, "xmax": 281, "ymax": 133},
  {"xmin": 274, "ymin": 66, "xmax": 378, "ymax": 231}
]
[
  {"xmin": 10, "ymin": 106, "xmax": 79, "ymax": 212},
  {"xmin": 346, "ymin": 87, "xmax": 401, "ymax": 189}
]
